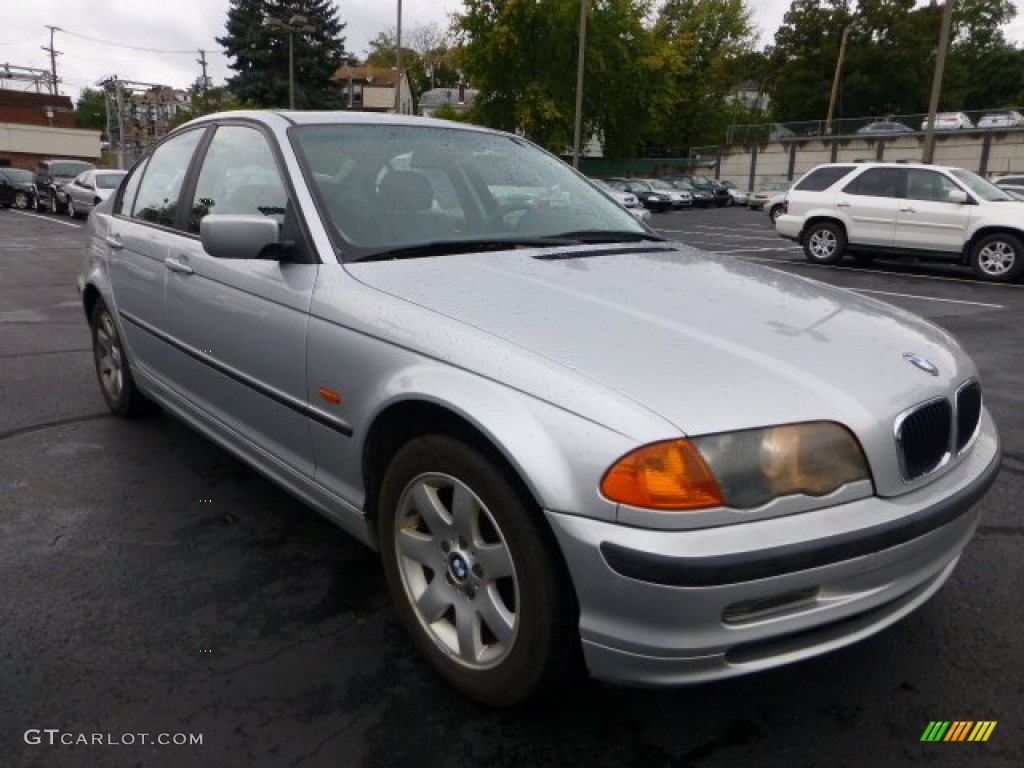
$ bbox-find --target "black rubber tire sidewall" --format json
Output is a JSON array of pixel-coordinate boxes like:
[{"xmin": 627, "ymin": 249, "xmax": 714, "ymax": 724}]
[
  {"xmin": 803, "ymin": 221, "xmax": 846, "ymax": 264},
  {"xmin": 89, "ymin": 301, "xmax": 152, "ymax": 418},
  {"xmin": 970, "ymin": 232, "xmax": 1024, "ymax": 282},
  {"xmin": 377, "ymin": 434, "xmax": 577, "ymax": 706}
]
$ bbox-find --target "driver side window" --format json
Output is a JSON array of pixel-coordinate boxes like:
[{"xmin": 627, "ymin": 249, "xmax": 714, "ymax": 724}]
[{"xmin": 189, "ymin": 125, "xmax": 287, "ymax": 234}]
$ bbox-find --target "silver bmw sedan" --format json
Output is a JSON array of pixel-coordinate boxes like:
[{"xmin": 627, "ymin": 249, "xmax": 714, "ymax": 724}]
[{"xmin": 78, "ymin": 111, "xmax": 1000, "ymax": 706}]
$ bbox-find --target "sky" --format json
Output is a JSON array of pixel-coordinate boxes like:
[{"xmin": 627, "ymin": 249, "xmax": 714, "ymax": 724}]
[{"xmin": 2, "ymin": 1, "xmax": 1023, "ymax": 101}]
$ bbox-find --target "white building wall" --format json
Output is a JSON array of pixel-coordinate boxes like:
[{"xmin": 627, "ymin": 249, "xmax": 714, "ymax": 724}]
[{"xmin": 0, "ymin": 123, "xmax": 101, "ymax": 159}]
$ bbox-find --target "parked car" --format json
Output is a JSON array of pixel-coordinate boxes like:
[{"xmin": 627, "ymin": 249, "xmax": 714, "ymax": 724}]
[
  {"xmin": 856, "ymin": 120, "xmax": 914, "ymax": 135},
  {"xmin": 590, "ymin": 178, "xmax": 651, "ymax": 221},
  {"xmin": 79, "ymin": 111, "xmax": 1000, "ymax": 706},
  {"xmin": 667, "ymin": 178, "xmax": 714, "ymax": 207},
  {"xmin": 34, "ymin": 158, "xmax": 95, "ymax": 213},
  {"xmin": 64, "ymin": 169, "xmax": 128, "ymax": 218},
  {"xmin": 642, "ymin": 178, "xmax": 692, "ymax": 209},
  {"xmin": 992, "ymin": 174, "xmax": 1024, "ymax": 197},
  {"xmin": 603, "ymin": 178, "xmax": 672, "ymax": 212},
  {"xmin": 776, "ymin": 161, "xmax": 1024, "ymax": 282},
  {"xmin": 666, "ymin": 174, "xmax": 730, "ymax": 206},
  {"xmin": 0, "ymin": 167, "xmax": 36, "ymax": 210},
  {"xmin": 921, "ymin": 112, "xmax": 974, "ymax": 131},
  {"xmin": 766, "ymin": 192, "xmax": 788, "ymax": 224},
  {"xmin": 977, "ymin": 110, "xmax": 1024, "ymax": 129},
  {"xmin": 717, "ymin": 180, "xmax": 749, "ymax": 206},
  {"xmin": 748, "ymin": 180, "xmax": 792, "ymax": 210}
]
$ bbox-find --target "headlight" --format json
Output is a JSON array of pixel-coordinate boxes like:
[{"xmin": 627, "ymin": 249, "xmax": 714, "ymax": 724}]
[{"xmin": 600, "ymin": 422, "xmax": 870, "ymax": 511}]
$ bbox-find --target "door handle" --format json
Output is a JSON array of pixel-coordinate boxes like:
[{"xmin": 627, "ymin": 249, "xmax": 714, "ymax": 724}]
[
  {"xmin": 104, "ymin": 234, "xmax": 125, "ymax": 250},
  {"xmin": 900, "ymin": 207, "xmax": 916, "ymax": 213},
  {"xmin": 835, "ymin": 202, "xmax": 850, "ymax": 208},
  {"xmin": 164, "ymin": 256, "xmax": 194, "ymax": 275}
]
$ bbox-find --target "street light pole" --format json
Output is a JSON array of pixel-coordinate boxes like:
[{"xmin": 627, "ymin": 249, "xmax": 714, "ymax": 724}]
[
  {"xmin": 572, "ymin": 0, "xmax": 588, "ymax": 169},
  {"xmin": 922, "ymin": 0, "xmax": 955, "ymax": 164},
  {"xmin": 266, "ymin": 14, "xmax": 317, "ymax": 110},
  {"xmin": 394, "ymin": 0, "xmax": 403, "ymax": 113}
]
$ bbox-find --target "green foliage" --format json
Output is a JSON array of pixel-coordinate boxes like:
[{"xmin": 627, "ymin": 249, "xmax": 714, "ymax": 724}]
[
  {"xmin": 75, "ymin": 88, "xmax": 107, "ymax": 131},
  {"xmin": 455, "ymin": 0, "xmax": 662, "ymax": 159},
  {"xmin": 167, "ymin": 85, "xmax": 259, "ymax": 129},
  {"xmin": 218, "ymin": 0, "xmax": 349, "ymax": 108},
  {"xmin": 768, "ymin": 0, "xmax": 1022, "ymax": 122}
]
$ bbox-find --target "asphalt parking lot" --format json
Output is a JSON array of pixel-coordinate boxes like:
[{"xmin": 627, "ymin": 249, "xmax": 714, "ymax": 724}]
[{"xmin": 1, "ymin": 204, "xmax": 1021, "ymax": 768}]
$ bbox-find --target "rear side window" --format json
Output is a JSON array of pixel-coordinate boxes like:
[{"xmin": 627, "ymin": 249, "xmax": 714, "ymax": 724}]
[
  {"xmin": 843, "ymin": 168, "xmax": 905, "ymax": 198},
  {"xmin": 130, "ymin": 128, "xmax": 204, "ymax": 228},
  {"xmin": 794, "ymin": 165, "xmax": 856, "ymax": 192}
]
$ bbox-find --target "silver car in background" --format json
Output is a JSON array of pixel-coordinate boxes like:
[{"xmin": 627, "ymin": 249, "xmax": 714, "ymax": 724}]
[
  {"xmin": 78, "ymin": 111, "xmax": 1000, "ymax": 706},
  {"xmin": 64, "ymin": 169, "xmax": 128, "ymax": 219},
  {"xmin": 591, "ymin": 177, "xmax": 651, "ymax": 221}
]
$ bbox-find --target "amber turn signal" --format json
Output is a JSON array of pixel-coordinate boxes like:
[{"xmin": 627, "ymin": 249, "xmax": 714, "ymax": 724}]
[{"xmin": 601, "ymin": 439, "xmax": 724, "ymax": 510}]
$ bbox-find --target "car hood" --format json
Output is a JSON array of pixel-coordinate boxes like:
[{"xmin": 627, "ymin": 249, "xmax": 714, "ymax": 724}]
[{"xmin": 346, "ymin": 243, "xmax": 971, "ymax": 439}]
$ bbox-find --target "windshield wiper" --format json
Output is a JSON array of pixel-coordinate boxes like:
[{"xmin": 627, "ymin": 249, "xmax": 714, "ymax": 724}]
[
  {"xmin": 352, "ymin": 237, "xmax": 578, "ymax": 262},
  {"xmin": 550, "ymin": 230, "xmax": 667, "ymax": 244}
]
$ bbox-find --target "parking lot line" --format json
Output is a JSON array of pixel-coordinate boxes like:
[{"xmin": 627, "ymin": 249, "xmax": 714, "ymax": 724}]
[
  {"xmin": 11, "ymin": 210, "xmax": 82, "ymax": 229},
  {"xmin": 851, "ymin": 289, "xmax": 1004, "ymax": 309},
  {"xmin": 738, "ymin": 254, "xmax": 1024, "ymax": 291}
]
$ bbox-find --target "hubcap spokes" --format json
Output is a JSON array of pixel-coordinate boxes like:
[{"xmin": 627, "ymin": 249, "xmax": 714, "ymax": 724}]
[
  {"xmin": 95, "ymin": 312, "xmax": 123, "ymax": 400},
  {"xmin": 979, "ymin": 243, "xmax": 1013, "ymax": 275},
  {"xmin": 395, "ymin": 473, "xmax": 518, "ymax": 669}
]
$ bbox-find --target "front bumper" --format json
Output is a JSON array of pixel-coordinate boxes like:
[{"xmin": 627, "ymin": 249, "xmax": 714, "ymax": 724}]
[{"xmin": 546, "ymin": 411, "xmax": 1000, "ymax": 686}]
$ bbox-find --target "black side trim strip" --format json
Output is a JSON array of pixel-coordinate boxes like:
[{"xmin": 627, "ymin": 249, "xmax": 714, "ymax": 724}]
[
  {"xmin": 120, "ymin": 310, "xmax": 353, "ymax": 438},
  {"xmin": 601, "ymin": 447, "xmax": 1001, "ymax": 588}
]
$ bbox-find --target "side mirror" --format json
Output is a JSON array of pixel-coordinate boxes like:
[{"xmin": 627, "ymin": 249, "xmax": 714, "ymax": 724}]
[
  {"xmin": 200, "ymin": 214, "xmax": 281, "ymax": 260},
  {"xmin": 947, "ymin": 189, "xmax": 968, "ymax": 204}
]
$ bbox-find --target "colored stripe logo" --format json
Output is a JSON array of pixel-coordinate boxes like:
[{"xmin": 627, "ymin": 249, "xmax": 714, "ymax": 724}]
[{"xmin": 921, "ymin": 721, "xmax": 997, "ymax": 742}]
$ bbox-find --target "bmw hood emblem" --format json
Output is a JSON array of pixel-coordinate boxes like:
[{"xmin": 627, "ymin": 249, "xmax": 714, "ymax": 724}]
[{"xmin": 903, "ymin": 353, "xmax": 939, "ymax": 376}]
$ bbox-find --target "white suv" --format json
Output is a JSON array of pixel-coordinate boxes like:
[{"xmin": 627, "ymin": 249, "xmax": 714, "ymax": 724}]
[{"xmin": 775, "ymin": 162, "xmax": 1024, "ymax": 282}]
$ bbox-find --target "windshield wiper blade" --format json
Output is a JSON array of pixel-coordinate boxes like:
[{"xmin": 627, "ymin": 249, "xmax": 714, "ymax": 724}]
[
  {"xmin": 352, "ymin": 238, "xmax": 577, "ymax": 262},
  {"xmin": 550, "ymin": 230, "xmax": 667, "ymax": 244}
]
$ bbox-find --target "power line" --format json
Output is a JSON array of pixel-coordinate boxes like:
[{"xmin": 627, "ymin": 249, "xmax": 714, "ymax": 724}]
[{"xmin": 59, "ymin": 28, "xmax": 203, "ymax": 55}]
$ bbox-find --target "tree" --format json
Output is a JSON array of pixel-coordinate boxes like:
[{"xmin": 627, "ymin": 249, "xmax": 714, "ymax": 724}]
[
  {"xmin": 218, "ymin": 0, "xmax": 349, "ymax": 109},
  {"xmin": 454, "ymin": 0, "xmax": 661, "ymax": 158},
  {"xmin": 366, "ymin": 24, "xmax": 462, "ymax": 96},
  {"xmin": 75, "ymin": 88, "xmax": 107, "ymax": 131},
  {"xmin": 648, "ymin": 0, "xmax": 756, "ymax": 151}
]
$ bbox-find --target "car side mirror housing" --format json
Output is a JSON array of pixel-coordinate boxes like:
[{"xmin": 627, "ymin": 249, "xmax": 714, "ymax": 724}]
[
  {"xmin": 200, "ymin": 214, "xmax": 282, "ymax": 260},
  {"xmin": 947, "ymin": 189, "xmax": 968, "ymax": 204}
]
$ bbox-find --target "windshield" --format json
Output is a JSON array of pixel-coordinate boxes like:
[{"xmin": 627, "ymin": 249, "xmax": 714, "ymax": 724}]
[
  {"xmin": 50, "ymin": 162, "xmax": 93, "ymax": 177},
  {"xmin": 95, "ymin": 172, "xmax": 126, "ymax": 189},
  {"xmin": 292, "ymin": 124, "xmax": 646, "ymax": 260},
  {"xmin": 3, "ymin": 169, "xmax": 33, "ymax": 182},
  {"xmin": 951, "ymin": 168, "xmax": 1014, "ymax": 202}
]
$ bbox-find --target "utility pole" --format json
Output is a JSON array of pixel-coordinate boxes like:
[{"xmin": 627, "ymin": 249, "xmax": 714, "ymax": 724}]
[
  {"xmin": 394, "ymin": 0, "xmax": 403, "ymax": 113},
  {"xmin": 196, "ymin": 50, "xmax": 209, "ymax": 88},
  {"xmin": 42, "ymin": 25, "xmax": 62, "ymax": 95},
  {"xmin": 572, "ymin": 0, "xmax": 588, "ymax": 169},
  {"xmin": 196, "ymin": 50, "xmax": 209, "ymax": 113},
  {"xmin": 922, "ymin": 0, "xmax": 955, "ymax": 164},
  {"xmin": 825, "ymin": 26, "xmax": 850, "ymax": 136}
]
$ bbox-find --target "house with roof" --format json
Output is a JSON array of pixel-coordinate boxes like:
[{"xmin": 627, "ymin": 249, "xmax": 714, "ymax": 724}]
[
  {"xmin": 418, "ymin": 85, "xmax": 478, "ymax": 118},
  {"xmin": 332, "ymin": 64, "xmax": 414, "ymax": 114}
]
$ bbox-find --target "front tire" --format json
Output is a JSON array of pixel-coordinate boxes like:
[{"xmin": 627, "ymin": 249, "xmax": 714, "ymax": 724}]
[
  {"xmin": 14, "ymin": 190, "xmax": 31, "ymax": 209},
  {"xmin": 378, "ymin": 434, "xmax": 578, "ymax": 706},
  {"xmin": 970, "ymin": 232, "xmax": 1024, "ymax": 282},
  {"xmin": 90, "ymin": 301, "xmax": 152, "ymax": 417},
  {"xmin": 803, "ymin": 221, "xmax": 846, "ymax": 265}
]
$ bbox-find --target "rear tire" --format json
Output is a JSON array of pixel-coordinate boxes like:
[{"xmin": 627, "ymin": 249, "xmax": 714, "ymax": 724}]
[
  {"xmin": 378, "ymin": 434, "xmax": 578, "ymax": 706},
  {"xmin": 68, "ymin": 198, "xmax": 79, "ymax": 219},
  {"xmin": 970, "ymin": 232, "xmax": 1024, "ymax": 282},
  {"xmin": 803, "ymin": 221, "xmax": 846, "ymax": 265},
  {"xmin": 89, "ymin": 301, "xmax": 153, "ymax": 417}
]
